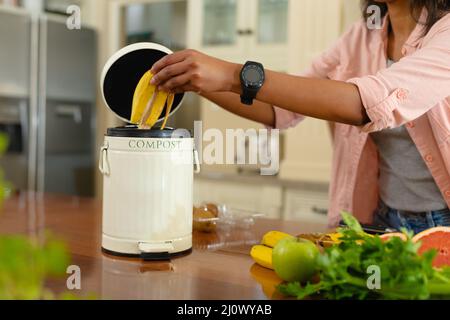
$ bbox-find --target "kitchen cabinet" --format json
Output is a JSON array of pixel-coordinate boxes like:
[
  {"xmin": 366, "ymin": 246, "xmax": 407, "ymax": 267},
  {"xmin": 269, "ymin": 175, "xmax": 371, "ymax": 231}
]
[
  {"xmin": 190, "ymin": 0, "xmax": 362, "ymax": 182},
  {"xmin": 194, "ymin": 178, "xmax": 283, "ymax": 219},
  {"xmin": 194, "ymin": 174, "xmax": 330, "ymax": 223},
  {"xmin": 189, "ymin": 0, "xmax": 294, "ymax": 176},
  {"xmin": 283, "ymin": 187, "xmax": 329, "ymax": 224},
  {"xmin": 201, "ymin": 0, "xmax": 239, "ymax": 48},
  {"xmin": 121, "ymin": 0, "xmax": 188, "ymax": 50},
  {"xmin": 189, "ymin": 0, "xmax": 290, "ymax": 70},
  {"xmin": 101, "ymin": 0, "xmax": 362, "ymax": 192}
]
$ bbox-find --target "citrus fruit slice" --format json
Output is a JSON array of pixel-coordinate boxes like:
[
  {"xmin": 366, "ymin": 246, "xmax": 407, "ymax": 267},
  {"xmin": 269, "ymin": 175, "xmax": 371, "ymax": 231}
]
[
  {"xmin": 379, "ymin": 233, "xmax": 407, "ymax": 241},
  {"xmin": 412, "ymin": 227, "xmax": 450, "ymax": 268}
]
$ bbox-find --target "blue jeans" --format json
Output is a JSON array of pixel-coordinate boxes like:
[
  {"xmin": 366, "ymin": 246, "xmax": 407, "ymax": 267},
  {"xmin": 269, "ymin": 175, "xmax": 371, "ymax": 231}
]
[{"xmin": 374, "ymin": 202, "xmax": 450, "ymax": 234}]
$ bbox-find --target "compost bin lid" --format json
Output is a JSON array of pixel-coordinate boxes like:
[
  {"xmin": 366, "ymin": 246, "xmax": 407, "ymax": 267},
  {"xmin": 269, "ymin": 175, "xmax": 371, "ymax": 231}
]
[
  {"xmin": 100, "ymin": 42, "xmax": 184, "ymax": 124},
  {"xmin": 106, "ymin": 126, "xmax": 192, "ymax": 138}
]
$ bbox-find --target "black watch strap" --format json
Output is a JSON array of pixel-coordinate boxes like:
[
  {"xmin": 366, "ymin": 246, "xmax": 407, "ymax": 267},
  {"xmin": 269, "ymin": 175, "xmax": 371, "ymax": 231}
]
[
  {"xmin": 240, "ymin": 61, "xmax": 265, "ymax": 106},
  {"xmin": 240, "ymin": 87, "xmax": 259, "ymax": 105}
]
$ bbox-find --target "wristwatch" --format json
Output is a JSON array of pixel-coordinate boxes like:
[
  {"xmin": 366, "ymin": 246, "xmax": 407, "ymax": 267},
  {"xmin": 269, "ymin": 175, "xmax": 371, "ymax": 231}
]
[{"xmin": 240, "ymin": 61, "xmax": 265, "ymax": 105}]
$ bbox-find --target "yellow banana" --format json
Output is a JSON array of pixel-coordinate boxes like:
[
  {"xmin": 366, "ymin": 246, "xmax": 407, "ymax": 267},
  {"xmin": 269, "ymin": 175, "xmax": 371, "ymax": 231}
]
[
  {"xmin": 250, "ymin": 245, "xmax": 273, "ymax": 270},
  {"xmin": 261, "ymin": 231, "xmax": 294, "ymax": 248},
  {"xmin": 131, "ymin": 70, "xmax": 169, "ymax": 128}
]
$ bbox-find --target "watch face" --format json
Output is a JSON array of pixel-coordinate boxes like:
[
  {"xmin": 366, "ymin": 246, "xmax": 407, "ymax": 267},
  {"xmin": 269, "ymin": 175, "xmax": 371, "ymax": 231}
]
[{"xmin": 242, "ymin": 64, "xmax": 264, "ymax": 88}]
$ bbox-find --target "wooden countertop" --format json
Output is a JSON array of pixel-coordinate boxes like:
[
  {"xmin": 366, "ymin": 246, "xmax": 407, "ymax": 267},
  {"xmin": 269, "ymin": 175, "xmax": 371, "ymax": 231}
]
[{"xmin": 0, "ymin": 192, "xmax": 327, "ymax": 300}]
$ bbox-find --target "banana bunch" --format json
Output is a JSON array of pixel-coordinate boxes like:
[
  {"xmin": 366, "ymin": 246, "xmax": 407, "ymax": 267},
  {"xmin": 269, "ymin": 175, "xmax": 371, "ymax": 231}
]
[
  {"xmin": 250, "ymin": 231, "xmax": 293, "ymax": 270},
  {"xmin": 250, "ymin": 231, "xmax": 343, "ymax": 269},
  {"xmin": 131, "ymin": 70, "xmax": 175, "ymax": 130}
]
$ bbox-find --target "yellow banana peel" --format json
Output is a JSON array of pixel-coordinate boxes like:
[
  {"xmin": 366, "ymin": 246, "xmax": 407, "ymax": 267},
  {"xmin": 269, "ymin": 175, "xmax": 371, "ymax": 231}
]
[{"xmin": 131, "ymin": 70, "xmax": 172, "ymax": 129}]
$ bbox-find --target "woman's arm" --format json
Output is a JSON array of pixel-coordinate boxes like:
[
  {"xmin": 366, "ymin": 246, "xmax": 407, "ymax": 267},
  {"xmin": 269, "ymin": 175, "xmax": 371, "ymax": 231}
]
[
  {"xmin": 200, "ymin": 92, "xmax": 275, "ymax": 127},
  {"xmin": 240, "ymin": 69, "xmax": 368, "ymax": 126},
  {"xmin": 150, "ymin": 50, "xmax": 369, "ymax": 127}
]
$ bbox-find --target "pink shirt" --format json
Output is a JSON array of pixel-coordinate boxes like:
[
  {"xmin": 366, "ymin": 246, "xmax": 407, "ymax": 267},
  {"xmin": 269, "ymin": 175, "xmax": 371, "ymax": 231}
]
[{"xmin": 273, "ymin": 10, "xmax": 450, "ymax": 227}]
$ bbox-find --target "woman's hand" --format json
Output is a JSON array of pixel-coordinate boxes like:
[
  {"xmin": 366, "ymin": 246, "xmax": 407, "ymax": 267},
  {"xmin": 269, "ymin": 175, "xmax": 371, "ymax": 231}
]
[{"xmin": 150, "ymin": 49, "xmax": 240, "ymax": 94}]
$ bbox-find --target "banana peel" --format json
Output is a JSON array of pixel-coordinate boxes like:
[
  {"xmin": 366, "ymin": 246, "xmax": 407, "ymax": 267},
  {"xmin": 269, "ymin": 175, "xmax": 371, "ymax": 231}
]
[
  {"xmin": 131, "ymin": 70, "xmax": 175, "ymax": 130},
  {"xmin": 297, "ymin": 232, "xmax": 342, "ymax": 248},
  {"xmin": 160, "ymin": 92, "xmax": 175, "ymax": 130}
]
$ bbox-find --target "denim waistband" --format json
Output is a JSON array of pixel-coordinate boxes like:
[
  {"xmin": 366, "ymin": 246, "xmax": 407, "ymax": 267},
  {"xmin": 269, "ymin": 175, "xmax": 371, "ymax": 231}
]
[
  {"xmin": 377, "ymin": 201, "xmax": 449, "ymax": 217},
  {"xmin": 375, "ymin": 202, "xmax": 450, "ymax": 234}
]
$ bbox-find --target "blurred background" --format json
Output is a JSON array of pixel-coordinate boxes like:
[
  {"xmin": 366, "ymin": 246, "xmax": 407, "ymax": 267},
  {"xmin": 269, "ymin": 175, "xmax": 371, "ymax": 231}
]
[{"xmin": 0, "ymin": 0, "xmax": 361, "ymax": 225}]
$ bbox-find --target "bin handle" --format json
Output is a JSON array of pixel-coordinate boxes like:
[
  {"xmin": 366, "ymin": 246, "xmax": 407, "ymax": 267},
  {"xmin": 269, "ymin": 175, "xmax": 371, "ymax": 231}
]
[
  {"xmin": 193, "ymin": 149, "xmax": 201, "ymax": 174},
  {"xmin": 99, "ymin": 142, "xmax": 110, "ymax": 176}
]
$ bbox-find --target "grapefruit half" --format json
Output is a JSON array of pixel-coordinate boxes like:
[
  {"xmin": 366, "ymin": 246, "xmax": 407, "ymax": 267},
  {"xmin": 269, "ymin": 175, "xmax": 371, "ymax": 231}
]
[{"xmin": 412, "ymin": 227, "xmax": 450, "ymax": 268}]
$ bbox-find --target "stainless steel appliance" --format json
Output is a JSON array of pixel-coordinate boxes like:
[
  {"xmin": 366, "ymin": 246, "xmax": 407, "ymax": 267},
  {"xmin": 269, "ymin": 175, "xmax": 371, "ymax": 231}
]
[
  {"xmin": 37, "ymin": 16, "xmax": 97, "ymax": 196},
  {"xmin": 0, "ymin": 98, "xmax": 28, "ymax": 190},
  {"xmin": 0, "ymin": 8, "xmax": 31, "ymax": 191},
  {"xmin": 0, "ymin": 6, "xmax": 97, "ymax": 196}
]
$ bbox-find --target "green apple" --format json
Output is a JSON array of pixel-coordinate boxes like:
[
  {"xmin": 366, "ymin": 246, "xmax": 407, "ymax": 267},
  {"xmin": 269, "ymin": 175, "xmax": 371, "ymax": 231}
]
[{"xmin": 272, "ymin": 237, "xmax": 319, "ymax": 282}]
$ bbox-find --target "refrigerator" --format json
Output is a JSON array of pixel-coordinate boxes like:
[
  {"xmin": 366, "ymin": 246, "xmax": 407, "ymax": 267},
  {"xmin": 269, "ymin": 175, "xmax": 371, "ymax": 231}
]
[{"xmin": 0, "ymin": 6, "xmax": 97, "ymax": 196}]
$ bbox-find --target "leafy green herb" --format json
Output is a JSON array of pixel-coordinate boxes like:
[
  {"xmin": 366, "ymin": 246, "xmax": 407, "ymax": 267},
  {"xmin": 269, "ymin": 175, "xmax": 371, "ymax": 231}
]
[
  {"xmin": 278, "ymin": 212, "xmax": 450, "ymax": 300},
  {"xmin": 0, "ymin": 133, "xmax": 10, "ymax": 209},
  {"xmin": 0, "ymin": 234, "xmax": 70, "ymax": 299}
]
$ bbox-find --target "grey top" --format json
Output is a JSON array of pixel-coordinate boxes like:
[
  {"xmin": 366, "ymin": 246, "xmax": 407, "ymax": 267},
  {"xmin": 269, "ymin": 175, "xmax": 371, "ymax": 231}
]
[{"xmin": 370, "ymin": 60, "xmax": 447, "ymax": 212}]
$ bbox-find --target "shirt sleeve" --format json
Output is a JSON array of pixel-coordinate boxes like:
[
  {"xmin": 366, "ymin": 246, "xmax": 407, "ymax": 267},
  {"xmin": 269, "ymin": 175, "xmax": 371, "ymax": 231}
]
[{"xmin": 348, "ymin": 25, "xmax": 450, "ymax": 133}]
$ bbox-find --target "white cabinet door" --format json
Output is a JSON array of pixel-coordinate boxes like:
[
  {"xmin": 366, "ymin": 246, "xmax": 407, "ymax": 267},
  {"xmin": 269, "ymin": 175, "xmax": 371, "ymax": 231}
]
[
  {"xmin": 283, "ymin": 188, "xmax": 329, "ymax": 224},
  {"xmin": 121, "ymin": 0, "xmax": 188, "ymax": 50},
  {"xmin": 192, "ymin": 0, "xmax": 291, "ymax": 70},
  {"xmin": 191, "ymin": 0, "xmax": 249, "ymax": 60},
  {"xmin": 279, "ymin": 0, "xmax": 345, "ymax": 184},
  {"xmin": 247, "ymin": 0, "xmax": 290, "ymax": 71},
  {"xmin": 194, "ymin": 179, "xmax": 283, "ymax": 219},
  {"xmin": 253, "ymin": 0, "xmax": 289, "ymax": 46}
]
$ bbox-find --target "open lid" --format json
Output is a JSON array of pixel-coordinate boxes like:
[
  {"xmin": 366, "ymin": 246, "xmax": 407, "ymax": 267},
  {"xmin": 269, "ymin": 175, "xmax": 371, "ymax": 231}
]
[{"xmin": 100, "ymin": 43, "xmax": 184, "ymax": 124}]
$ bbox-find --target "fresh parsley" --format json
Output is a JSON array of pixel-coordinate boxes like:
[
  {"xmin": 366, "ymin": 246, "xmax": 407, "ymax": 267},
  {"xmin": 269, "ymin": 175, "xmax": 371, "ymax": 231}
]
[{"xmin": 278, "ymin": 212, "xmax": 450, "ymax": 300}]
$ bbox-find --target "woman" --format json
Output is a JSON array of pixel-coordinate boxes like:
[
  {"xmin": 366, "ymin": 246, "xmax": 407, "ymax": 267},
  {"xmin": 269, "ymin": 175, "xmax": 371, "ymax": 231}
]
[{"xmin": 150, "ymin": 0, "xmax": 450, "ymax": 233}]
